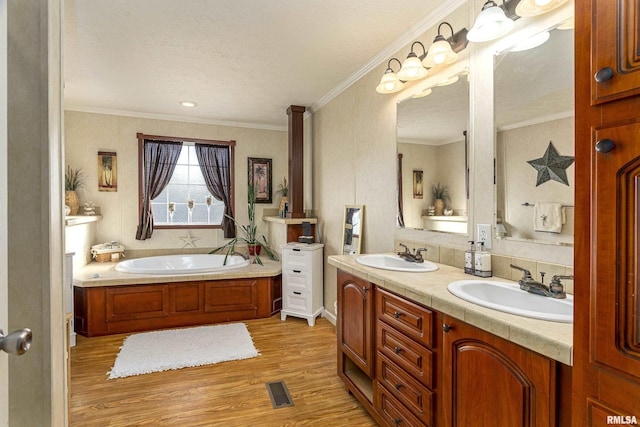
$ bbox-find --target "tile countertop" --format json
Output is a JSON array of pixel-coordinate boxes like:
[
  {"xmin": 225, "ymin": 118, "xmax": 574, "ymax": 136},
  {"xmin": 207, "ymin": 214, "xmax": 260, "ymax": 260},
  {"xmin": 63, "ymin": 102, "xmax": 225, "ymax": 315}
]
[
  {"xmin": 328, "ymin": 254, "xmax": 573, "ymax": 366},
  {"xmin": 73, "ymin": 259, "xmax": 282, "ymax": 288}
]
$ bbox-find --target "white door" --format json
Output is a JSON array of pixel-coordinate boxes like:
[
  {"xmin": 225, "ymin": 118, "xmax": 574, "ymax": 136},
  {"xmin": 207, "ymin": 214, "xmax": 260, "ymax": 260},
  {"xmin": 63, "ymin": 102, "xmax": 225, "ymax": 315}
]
[{"xmin": 1, "ymin": 0, "xmax": 9, "ymax": 423}]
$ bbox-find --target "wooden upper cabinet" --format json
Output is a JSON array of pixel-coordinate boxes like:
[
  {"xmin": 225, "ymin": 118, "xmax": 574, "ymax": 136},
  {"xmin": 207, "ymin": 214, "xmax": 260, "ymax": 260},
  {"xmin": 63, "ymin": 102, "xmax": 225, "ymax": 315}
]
[
  {"xmin": 592, "ymin": 0, "xmax": 640, "ymax": 104},
  {"xmin": 442, "ymin": 316, "xmax": 557, "ymax": 427},
  {"xmin": 337, "ymin": 270, "xmax": 374, "ymax": 377},
  {"xmin": 592, "ymin": 121, "xmax": 640, "ymax": 381}
]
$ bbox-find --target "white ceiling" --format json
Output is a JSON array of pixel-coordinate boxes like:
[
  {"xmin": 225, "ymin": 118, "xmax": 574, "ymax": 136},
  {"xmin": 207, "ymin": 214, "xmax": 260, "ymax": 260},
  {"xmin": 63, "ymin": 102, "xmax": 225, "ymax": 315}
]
[{"xmin": 63, "ymin": 0, "xmax": 454, "ymax": 130}]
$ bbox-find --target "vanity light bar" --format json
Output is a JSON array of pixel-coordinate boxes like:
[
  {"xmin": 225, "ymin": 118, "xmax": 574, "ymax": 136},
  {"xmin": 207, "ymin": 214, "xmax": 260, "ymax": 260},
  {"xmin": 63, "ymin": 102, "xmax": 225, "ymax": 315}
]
[{"xmin": 376, "ymin": 23, "xmax": 469, "ymax": 95}]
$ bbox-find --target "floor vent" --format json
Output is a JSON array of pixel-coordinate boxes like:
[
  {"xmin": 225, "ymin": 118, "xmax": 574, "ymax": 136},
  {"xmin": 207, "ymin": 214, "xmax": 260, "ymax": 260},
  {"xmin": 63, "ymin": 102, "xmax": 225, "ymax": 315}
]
[{"xmin": 266, "ymin": 380, "xmax": 294, "ymax": 408}]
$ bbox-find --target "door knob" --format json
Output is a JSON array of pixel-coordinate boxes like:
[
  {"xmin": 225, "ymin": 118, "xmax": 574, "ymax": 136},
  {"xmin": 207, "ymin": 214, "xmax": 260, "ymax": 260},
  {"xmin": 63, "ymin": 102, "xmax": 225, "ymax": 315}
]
[
  {"xmin": 0, "ymin": 328, "xmax": 32, "ymax": 355},
  {"xmin": 443, "ymin": 323, "xmax": 452, "ymax": 333},
  {"xmin": 594, "ymin": 67, "xmax": 614, "ymax": 82},
  {"xmin": 595, "ymin": 139, "xmax": 615, "ymax": 153}
]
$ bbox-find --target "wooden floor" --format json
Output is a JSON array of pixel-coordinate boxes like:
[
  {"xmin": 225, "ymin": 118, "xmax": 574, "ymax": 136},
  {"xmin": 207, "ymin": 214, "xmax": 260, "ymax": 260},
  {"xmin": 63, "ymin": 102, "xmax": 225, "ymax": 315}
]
[{"xmin": 69, "ymin": 315, "xmax": 377, "ymax": 426}]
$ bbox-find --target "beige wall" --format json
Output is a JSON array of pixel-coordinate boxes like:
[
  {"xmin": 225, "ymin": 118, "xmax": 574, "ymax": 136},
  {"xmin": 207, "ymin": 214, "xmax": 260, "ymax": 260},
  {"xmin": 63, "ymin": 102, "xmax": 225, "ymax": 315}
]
[
  {"xmin": 313, "ymin": 1, "xmax": 575, "ymax": 318},
  {"xmin": 64, "ymin": 111, "xmax": 288, "ymax": 255}
]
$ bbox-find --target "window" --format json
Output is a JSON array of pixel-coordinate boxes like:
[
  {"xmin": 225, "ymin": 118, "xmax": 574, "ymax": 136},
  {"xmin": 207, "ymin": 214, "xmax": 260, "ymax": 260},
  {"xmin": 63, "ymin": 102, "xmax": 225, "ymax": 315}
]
[
  {"xmin": 152, "ymin": 144, "xmax": 226, "ymax": 226},
  {"xmin": 136, "ymin": 133, "xmax": 235, "ymax": 236}
]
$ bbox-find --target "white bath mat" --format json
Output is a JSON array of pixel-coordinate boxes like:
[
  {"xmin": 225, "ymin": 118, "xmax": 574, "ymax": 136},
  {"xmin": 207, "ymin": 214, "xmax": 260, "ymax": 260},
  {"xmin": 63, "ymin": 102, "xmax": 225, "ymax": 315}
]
[{"xmin": 108, "ymin": 323, "xmax": 259, "ymax": 379}]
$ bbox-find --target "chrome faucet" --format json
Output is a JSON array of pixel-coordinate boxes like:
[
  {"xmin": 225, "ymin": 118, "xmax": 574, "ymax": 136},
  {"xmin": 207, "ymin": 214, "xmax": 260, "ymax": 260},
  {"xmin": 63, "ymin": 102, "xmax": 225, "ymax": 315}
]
[
  {"xmin": 397, "ymin": 243, "xmax": 427, "ymax": 263},
  {"xmin": 510, "ymin": 264, "xmax": 571, "ymax": 299}
]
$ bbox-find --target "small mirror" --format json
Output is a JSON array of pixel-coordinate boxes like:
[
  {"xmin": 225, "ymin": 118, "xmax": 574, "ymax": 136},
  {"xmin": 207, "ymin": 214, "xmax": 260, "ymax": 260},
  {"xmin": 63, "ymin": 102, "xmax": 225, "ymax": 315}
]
[
  {"xmin": 397, "ymin": 73, "xmax": 469, "ymax": 234},
  {"xmin": 342, "ymin": 205, "xmax": 364, "ymax": 255},
  {"xmin": 495, "ymin": 25, "xmax": 574, "ymax": 245}
]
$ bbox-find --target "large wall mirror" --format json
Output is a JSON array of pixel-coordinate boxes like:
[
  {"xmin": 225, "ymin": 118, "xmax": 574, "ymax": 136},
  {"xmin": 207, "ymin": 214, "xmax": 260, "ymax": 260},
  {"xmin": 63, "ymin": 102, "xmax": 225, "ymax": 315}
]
[
  {"xmin": 397, "ymin": 73, "xmax": 469, "ymax": 234},
  {"xmin": 495, "ymin": 24, "xmax": 574, "ymax": 246}
]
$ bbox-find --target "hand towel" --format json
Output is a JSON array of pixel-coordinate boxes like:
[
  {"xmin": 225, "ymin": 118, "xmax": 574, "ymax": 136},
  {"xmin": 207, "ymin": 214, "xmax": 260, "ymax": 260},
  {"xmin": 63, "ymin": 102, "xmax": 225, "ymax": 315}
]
[{"xmin": 533, "ymin": 203, "xmax": 563, "ymax": 233}]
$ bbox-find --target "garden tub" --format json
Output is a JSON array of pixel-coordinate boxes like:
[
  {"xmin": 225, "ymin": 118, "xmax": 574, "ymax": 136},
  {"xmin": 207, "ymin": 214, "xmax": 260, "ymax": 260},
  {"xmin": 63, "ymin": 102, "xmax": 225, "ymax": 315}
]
[{"xmin": 114, "ymin": 254, "xmax": 249, "ymax": 275}]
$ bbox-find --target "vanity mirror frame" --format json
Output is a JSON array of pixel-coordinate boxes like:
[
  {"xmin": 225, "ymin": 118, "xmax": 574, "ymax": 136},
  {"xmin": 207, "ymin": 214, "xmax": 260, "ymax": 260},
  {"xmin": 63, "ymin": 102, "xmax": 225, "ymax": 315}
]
[
  {"xmin": 493, "ymin": 21, "xmax": 575, "ymax": 247},
  {"xmin": 396, "ymin": 63, "xmax": 471, "ymax": 236},
  {"xmin": 342, "ymin": 205, "xmax": 364, "ymax": 255}
]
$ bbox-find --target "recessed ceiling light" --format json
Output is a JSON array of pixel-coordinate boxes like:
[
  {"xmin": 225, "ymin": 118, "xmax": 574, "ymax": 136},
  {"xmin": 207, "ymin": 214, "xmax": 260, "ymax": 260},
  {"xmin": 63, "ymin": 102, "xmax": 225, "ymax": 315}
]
[{"xmin": 180, "ymin": 101, "xmax": 197, "ymax": 108}]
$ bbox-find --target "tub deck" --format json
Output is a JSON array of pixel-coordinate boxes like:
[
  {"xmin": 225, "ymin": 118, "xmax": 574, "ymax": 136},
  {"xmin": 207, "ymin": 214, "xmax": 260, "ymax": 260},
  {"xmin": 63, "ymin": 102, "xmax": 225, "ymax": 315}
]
[{"xmin": 73, "ymin": 259, "xmax": 282, "ymax": 337}]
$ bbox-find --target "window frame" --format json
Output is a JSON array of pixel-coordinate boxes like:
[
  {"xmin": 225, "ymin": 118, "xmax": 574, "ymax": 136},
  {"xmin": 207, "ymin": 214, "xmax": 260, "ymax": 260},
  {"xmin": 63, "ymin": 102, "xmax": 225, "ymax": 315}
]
[{"xmin": 137, "ymin": 132, "xmax": 235, "ymax": 230}]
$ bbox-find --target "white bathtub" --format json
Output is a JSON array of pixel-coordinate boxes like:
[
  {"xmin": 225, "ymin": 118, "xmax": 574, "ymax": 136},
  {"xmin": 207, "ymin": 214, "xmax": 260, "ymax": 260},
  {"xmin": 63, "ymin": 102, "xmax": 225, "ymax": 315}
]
[{"xmin": 114, "ymin": 254, "xmax": 250, "ymax": 275}]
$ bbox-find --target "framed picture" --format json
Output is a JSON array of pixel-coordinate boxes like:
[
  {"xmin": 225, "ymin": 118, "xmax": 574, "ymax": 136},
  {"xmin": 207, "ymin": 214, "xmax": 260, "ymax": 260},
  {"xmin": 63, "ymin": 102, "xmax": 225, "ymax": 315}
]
[
  {"xmin": 413, "ymin": 170, "xmax": 423, "ymax": 199},
  {"xmin": 248, "ymin": 157, "xmax": 272, "ymax": 203},
  {"xmin": 98, "ymin": 151, "xmax": 117, "ymax": 192}
]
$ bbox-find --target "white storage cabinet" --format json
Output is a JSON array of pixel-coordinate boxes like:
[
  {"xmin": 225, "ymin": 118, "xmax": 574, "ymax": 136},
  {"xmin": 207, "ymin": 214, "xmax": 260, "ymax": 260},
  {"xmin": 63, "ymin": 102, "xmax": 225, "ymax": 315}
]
[{"xmin": 280, "ymin": 243, "xmax": 324, "ymax": 326}]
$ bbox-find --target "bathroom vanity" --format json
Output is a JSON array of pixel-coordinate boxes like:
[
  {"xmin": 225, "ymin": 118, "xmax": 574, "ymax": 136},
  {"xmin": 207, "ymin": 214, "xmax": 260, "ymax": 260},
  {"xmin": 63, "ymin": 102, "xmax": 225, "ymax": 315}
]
[{"xmin": 331, "ymin": 255, "xmax": 572, "ymax": 427}]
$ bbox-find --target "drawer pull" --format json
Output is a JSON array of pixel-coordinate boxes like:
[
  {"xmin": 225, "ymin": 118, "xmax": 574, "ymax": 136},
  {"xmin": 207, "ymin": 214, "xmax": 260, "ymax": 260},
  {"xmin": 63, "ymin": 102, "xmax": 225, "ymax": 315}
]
[
  {"xmin": 594, "ymin": 66, "xmax": 614, "ymax": 83},
  {"xmin": 393, "ymin": 311, "xmax": 402, "ymax": 319},
  {"xmin": 443, "ymin": 323, "xmax": 452, "ymax": 333},
  {"xmin": 293, "ymin": 291, "xmax": 302, "ymax": 295},
  {"xmin": 394, "ymin": 418, "xmax": 403, "ymax": 426},
  {"xmin": 595, "ymin": 138, "xmax": 615, "ymax": 153},
  {"xmin": 293, "ymin": 248, "xmax": 301, "ymax": 252},
  {"xmin": 393, "ymin": 346, "xmax": 403, "ymax": 354},
  {"xmin": 363, "ymin": 287, "xmax": 369, "ymax": 293},
  {"xmin": 293, "ymin": 269, "xmax": 302, "ymax": 274},
  {"xmin": 394, "ymin": 383, "xmax": 404, "ymax": 391}
]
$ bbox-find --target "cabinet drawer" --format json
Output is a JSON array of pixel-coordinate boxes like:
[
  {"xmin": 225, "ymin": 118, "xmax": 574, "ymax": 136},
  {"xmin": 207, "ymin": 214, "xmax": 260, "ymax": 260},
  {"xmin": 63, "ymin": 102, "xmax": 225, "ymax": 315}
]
[
  {"xmin": 375, "ymin": 382, "xmax": 426, "ymax": 427},
  {"xmin": 283, "ymin": 290, "xmax": 311, "ymax": 314},
  {"xmin": 282, "ymin": 248, "xmax": 314, "ymax": 269},
  {"xmin": 377, "ymin": 288, "xmax": 434, "ymax": 348},
  {"xmin": 377, "ymin": 320, "xmax": 433, "ymax": 388},
  {"xmin": 282, "ymin": 269, "xmax": 312, "ymax": 293},
  {"xmin": 377, "ymin": 352, "xmax": 434, "ymax": 426}
]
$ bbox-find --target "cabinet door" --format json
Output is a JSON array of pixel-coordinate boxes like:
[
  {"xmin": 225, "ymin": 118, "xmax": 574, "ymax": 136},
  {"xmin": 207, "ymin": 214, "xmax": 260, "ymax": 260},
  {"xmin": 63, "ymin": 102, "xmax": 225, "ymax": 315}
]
[
  {"xmin": 442, "ymin": 317, "xmax": 556, "ymax": 427},
  {"xmin": 591, "ymin": 0, "xmax": 640, "ymax": 104},
  {"xmin": 576, "ymin": 2, "xmax": 640, "ymax": 423},
  {"xmin": 338, "ymin": 270, "xmax": 373, "ymax": 377}
]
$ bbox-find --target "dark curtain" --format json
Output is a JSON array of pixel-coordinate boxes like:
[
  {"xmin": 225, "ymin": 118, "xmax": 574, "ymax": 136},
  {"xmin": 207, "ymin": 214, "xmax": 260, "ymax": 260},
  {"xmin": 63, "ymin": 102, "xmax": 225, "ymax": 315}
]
[
  {"xmin": 195, "ymin": 144, "xmax": 236, "ymax": 238},
  {"xmin": 135, "ymin": 140, "xmax": 183, "ymax": 240}
]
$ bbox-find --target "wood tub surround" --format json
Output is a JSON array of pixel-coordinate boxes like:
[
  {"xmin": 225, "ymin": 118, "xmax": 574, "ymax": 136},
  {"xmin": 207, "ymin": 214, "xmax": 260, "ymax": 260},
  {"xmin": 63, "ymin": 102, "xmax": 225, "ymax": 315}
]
[
  {"xmin": 331, "ymin": 256, "xmax": 573, "ymax": 426},
  {"xmin": 73, "ymin": 260, "xmax": 282, "ymax": 337}
]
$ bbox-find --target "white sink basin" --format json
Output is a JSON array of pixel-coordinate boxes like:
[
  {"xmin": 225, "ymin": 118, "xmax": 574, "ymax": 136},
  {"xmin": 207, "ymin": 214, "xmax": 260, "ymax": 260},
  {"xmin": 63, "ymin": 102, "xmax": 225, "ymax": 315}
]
[
  {"xmin": 447, "ymin": 280, "xmax": 573, "ymax": 323},
  {"xmin": 355, "ymin": 254, "xmax": 439, "ymax": 272}
]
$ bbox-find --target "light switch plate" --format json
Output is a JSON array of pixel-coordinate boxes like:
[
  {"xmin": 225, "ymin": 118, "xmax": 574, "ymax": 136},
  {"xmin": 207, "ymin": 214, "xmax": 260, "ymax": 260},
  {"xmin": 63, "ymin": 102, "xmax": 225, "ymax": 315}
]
[{"xmin": 477, "ymin": 224, "xmax": 492, "ymax": 249}]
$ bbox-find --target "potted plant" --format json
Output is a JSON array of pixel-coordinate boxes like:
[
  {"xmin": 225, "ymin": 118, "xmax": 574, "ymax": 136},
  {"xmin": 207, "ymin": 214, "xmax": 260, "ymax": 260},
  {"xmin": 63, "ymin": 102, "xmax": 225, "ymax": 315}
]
[
  {"xmin": 65, "ymin": 166, "xmax": 85, "ymax": 215},
  {"xmin": 277, "ymin": 177, "xmax": 288, "ymax": 217},
  {"xmin": 210, "ymin": 184, "xmax": 278, "ymax": 265},
  {"xmin": 432, "ymin": 182, "xmax": 450, "ymax": 216}
]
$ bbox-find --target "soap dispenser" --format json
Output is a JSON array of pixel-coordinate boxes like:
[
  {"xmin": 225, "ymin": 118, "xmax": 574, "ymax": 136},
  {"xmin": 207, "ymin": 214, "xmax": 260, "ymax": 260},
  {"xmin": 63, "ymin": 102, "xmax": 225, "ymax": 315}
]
[
  {"xmin": 464, "ymin": 240, "xmax": 475, "ymax": 275},
  {"xmin": 474, "ymin": 242, "xmax": 492, "ymax": 278}
]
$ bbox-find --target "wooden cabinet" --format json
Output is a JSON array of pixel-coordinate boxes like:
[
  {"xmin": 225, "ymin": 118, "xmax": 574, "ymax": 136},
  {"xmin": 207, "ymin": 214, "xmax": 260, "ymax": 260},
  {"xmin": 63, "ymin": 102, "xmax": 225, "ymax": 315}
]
[
  {"xmin": 441, "ymin": 316, "xmax": 559, "ymax": 427},
  {"xmin": 338, "ymin": 270, "xmax": 374, "ymax": 378},
  {"xmin": 575, "ymin": 1, "xmax": 640, "ymax": 424},
  {"xmin": 375, "ymin": 288, "xmax": 435, "ymax": 426},
  {"xmin": 336, "ymin": 269, "xmax": 571, "ymax": 426},
  {"xmin": 74, "ymin": 276, "xmax": 281, "ymax": 337},
  {"xmin": 590, "ymin": 0, "xmax": 640, "ymax": 104}
]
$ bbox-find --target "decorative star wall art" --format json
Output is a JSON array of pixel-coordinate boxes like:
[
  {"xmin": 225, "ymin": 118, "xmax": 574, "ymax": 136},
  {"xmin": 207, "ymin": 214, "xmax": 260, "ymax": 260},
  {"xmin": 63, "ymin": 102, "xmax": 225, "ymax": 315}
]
[
  {"xmin": 527, "ymin": 141, "xmax": 575, "ymax": 186},
  {"xmin": 179, "ymin": 230, "xmax": 200, "ymax": 248}
]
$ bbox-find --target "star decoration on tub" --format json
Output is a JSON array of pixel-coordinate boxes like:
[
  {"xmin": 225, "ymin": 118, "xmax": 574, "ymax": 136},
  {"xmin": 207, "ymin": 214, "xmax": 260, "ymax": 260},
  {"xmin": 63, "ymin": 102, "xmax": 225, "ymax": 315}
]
[
  {"xmin": 179, "ymin": 231, "xmax": 200, "ymax": 248},
  {"xmin": 527, "ymin": 141, "xmax": 575, "ymax": 186}
]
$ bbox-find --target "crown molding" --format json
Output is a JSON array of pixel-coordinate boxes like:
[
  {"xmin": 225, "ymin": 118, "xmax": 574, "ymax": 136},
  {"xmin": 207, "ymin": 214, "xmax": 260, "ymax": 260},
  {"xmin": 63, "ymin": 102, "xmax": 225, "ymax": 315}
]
[
  {"xmin": 309, "ymin": 0, "xmax": 468, "ymax": 114},
  {"xmin": 497, "ymin": 110, "xmax": 574, "ymax": 132},
  {"xmin": 64, "ymin": 105, "xmax": 288, "ymax": 132}
]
